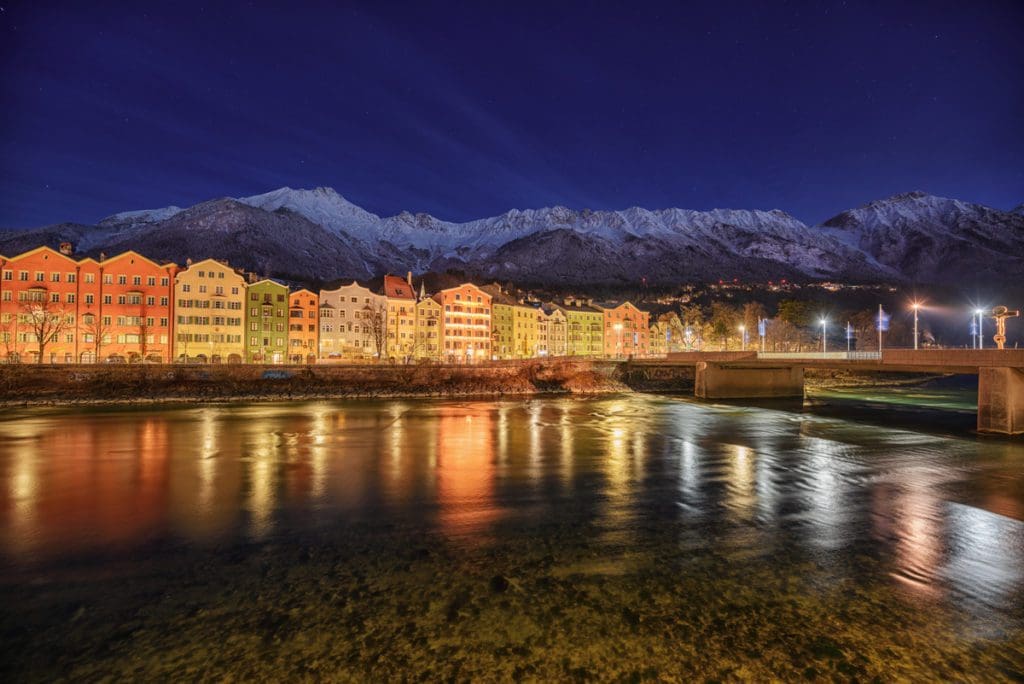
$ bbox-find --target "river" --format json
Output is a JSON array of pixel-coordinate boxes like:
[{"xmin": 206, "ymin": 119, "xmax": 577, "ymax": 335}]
[{"xmin": 1, "ymin": 392, "xmax": 1022, "ymax": 680}]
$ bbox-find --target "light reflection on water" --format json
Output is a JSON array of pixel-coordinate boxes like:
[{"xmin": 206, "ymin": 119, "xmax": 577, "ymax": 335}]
[{"xmin": 0, "ymin": 395, "xmax": 1022, "ymax": 625}]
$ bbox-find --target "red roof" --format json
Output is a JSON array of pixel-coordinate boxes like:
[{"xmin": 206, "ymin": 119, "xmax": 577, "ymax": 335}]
[{"xmin": 383, "ymin": 274, "xmax": 414, "ymax": 300}]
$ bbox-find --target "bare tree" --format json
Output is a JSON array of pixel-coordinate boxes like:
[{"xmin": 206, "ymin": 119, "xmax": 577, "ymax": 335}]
[
  {"xmin": 81, "ymin": 313, "xmax": 110, "ymax": 362},
  {"xmin": 362, "ymin": 302, "xmax": 387, "ymax": 359},
  {"xmin": 21, "ymin": 297, "xmax": 71, "ymax": 363},
  {"xmin": 0, "ymin": 314, "xmax": 18, "ymax": 362},
  {"xmin": 138, "ymin": 316, "xmax": 150, "ymax": 361}
]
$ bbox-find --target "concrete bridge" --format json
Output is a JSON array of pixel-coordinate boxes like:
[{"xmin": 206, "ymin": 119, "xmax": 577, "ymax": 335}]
[{"xmin": 630, "ymin": 350, "xmax": 1024, "ymax": 436}]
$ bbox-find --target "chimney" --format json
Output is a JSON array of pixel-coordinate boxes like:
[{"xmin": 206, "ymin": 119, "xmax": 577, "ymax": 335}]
[
  {"xmin": 186, "ymin": 257, "xmax": 193, "ymax": 267},
  {"xmin": 99, "ymin": 251, "xmax": 106, "ymax": 262},
  {"xmin": 59, "ymin": 241, "xmax": 73, "ymax": 256},
  {"xmin": 406, "ymin": 271, "xmax": 413, "ymax": 287}
]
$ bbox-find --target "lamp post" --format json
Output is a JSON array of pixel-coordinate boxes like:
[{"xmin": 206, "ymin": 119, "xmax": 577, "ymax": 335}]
[
  {"xmin": 912, "ymin": 302, "xmax": 921, "ymax": 350},
  {"xmin": 820, "ymin": 318, "xmax": 827, "ymax": 354},
  {"xmin": 976, "ymin": 309, "xmax": 984, "ymax": 349},
  {"xmin": 738, "ymin": 324, "xmax": 746, "ymax": 351}
]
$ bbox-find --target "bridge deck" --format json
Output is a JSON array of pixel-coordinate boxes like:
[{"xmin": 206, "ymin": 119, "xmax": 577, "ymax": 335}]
[{"xmin": 645, "ymin": 349, "xmax": 1024, "ymax": 374}]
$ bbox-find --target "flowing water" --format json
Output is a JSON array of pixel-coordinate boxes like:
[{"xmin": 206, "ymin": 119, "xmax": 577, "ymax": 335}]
[{"xmin": 1, "ymin": 392, "xmax": 1022, "ymax": 680}]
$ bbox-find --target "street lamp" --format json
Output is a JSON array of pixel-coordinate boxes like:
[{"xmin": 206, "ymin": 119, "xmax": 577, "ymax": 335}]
[
  {"xmin": 912, "ymin": 302, "xmax": 921, "ymax": 350},
  {"xmin": 820, "ymin": 318, "xmax": 828, "ymax": 354},
  {"xmin": 975, "ymin": 309, "xmax": 985, "ymax": 350},
  {"xmin": 738, "ymin": 324, "xmax": 746, "ymax": 351}
]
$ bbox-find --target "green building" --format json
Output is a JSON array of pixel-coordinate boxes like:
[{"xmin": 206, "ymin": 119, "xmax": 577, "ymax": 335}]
[
  {"xmin": 245, "ymin": 279, "xmax": 289, "ymax": 363},
  {"xmin": 556, "ymin": 300, "xmax": 605, "ymax": 357}
]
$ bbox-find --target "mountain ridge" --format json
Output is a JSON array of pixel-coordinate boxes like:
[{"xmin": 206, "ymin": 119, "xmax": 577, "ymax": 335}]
[{"xmin": 2, "ymin": 188, "xmax": 1021, "ymax": 288}]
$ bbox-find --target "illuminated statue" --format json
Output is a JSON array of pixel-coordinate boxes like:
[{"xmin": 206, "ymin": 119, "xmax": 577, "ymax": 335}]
[{"xmin": 989, "ymin": 305, "xmax": 1020, "ymax": 350}]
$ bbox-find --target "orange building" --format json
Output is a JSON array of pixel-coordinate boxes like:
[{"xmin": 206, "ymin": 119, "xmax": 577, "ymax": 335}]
[
  {"xmin": 436, "ymin": 283, "xmax": 491, "ymax": 363},
  {"xmin": 88, "ymin": 251, "xmax": 178, "ymax": 363},
  {"xmin": 288, "ymin": 289, "xmax": 319, "ymax": 364},
  {"xmin": 592, "ymin": 301, "xmax": 650, "ymax": 358},
  {"xmin": 0, "ymin": 245, "xmax": 82, "ymax": 363}
]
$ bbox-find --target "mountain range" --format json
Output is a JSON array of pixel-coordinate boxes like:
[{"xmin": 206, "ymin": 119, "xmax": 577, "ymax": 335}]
[{"xmin": 1, "ymin": 188, "xmax": 1021, "ymax": 288}]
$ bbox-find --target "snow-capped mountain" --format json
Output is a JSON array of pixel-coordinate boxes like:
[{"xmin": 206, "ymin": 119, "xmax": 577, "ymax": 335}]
[
  {"xmin": 1, "ymin": 188, "xmax": 1021, "ymax": 287},
  {"xmin": 821, "ymin": 191, "xmax": 1024, "ymax": 284}
]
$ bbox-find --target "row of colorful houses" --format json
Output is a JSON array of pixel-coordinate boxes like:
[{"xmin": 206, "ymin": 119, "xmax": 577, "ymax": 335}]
[{"xmin": 0, "ymin": 245, "xmax": 651, "ymax": 363}]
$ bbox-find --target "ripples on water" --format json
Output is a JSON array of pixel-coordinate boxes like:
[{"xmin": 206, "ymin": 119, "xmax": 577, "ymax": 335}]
[{"xmin": 1, "ymin": 395, "xmax": 1022, "ymax": 679}]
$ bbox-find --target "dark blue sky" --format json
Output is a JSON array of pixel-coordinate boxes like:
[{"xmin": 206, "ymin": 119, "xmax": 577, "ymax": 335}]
[{"xmin": 1, "ymin": 1, "xmax": 1022, "ymax": 228}]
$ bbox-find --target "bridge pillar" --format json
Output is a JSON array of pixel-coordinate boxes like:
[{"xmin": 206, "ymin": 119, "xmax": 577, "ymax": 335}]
[
  {"xmin": 694, "ymin": 362, "xmax": 804, "ymax": 399},
  {"xmin": 978, "ymin": 367, "xmax": 1024, "ymax": 435}
]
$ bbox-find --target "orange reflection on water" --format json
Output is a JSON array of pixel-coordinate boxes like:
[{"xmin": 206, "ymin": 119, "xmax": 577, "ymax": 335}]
[{"xmin": 435, "ymin": 405, "xmax": 497, "ymax": 539}]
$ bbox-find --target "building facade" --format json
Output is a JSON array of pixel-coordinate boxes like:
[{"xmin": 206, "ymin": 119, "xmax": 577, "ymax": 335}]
[
  {"xmin": 436, "ymin": 283, "xmax": 491, "ymax": 363},
  {"xmin": 414, "ymin": 296, "xmax": 442, "ymax": 360},
  {"xmin": 593, "ymin": 301, "xmax": 650, "ymax": 358},
  {"xmin": 557, "ymin": 300, "xmax": 605, "ymax": 357},
  {"xmin": 244, "ymin": 279, "xmax": 289, "ymax": 363},
  {"xmin": 0, "ymin": 246, "xmax": 81, "ymax": 363},
  {"xmin": 288, "ymin": 289, "xmax": 319, "ymax": 364},
  {"xmin": 173, "ymin": 258, "xmax": 246, "ymax": 363},
  {"xmin": 91, "ymin": 251, "xmax": 177, "ymax": 363},
  {"xmin": 538, "ymin": 305, "xmax": 567, "ymax": 357},
  {"xmin": 383, "ymin": 274, "xmax": 417, "ymax": 361},
  {"xmin": 318, "ymin": 281, "xmax": 387, "ymax": 360}
]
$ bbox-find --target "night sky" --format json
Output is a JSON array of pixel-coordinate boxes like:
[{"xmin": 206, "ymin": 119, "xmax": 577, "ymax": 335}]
[{"xmin": 1, "ymin": 1, "xmax": 1022, "ymax": 228}]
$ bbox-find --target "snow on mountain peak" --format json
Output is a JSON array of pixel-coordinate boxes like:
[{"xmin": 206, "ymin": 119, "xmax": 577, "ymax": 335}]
[{"xmin": 237, "ymin": 186, "xmax": 382, "ymax": 240}]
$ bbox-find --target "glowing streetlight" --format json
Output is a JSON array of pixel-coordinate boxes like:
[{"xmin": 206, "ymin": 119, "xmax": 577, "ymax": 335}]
[
  {"xmin": 912, "ymin": 302, "xmax": 921, "ymax": 350},
  {"xmin": 975, "ymin": 309, "xmax": 985, "ymax": 350},
  {"xmin": 820, "ymin": 318, "xmax": 828, "ymax": 354},
  {"xmin": 738, "ymin": 324, "xmax": 747, "ymax": 350}
]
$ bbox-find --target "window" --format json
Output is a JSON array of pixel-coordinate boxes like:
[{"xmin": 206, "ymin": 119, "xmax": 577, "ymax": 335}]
[
  {"xmin": 51, "ymin": 272, "xmax": 60, "ymax": 282},
  {"xmin": 19, "ymin": 271, "xmax": 28, "ymax": 281},
  {"xmin": 132, "ymin": 276, "xmax": 141, "ymax": 286},
  {"xmin": 103, "ymin": 295, "xmax": 112, "ymax": 305},
  {"xmin": 182, "ymin": 284, "xmax": 191, "ymax": 292},
  {"xmin": 85, "ymin": 273, "xmax": 95, "ymax": 284},
  {"xmin": 1, "ymin": 270, "xmax": 10, "ymax": 281},
  {"xmin": 147, "ymin": 276, "xmax": 156, "ymax": 286},
  {"xmin": 103, "ymin": 274, "xmax": 113, "ymax": 284},
  {"xmin": 160, "ymin": 277, "xmax": 169, "ymax": 286},
  {"xmin": 67, "ymin": 294, "xmax": 76, "ymax": 303},
  {"xmin": 85, "ymin": 294, "xmax": 94, "ymax": 304},
  {"xmin": 35, "ymin": 272, "xmax": 44, "ymax": 282},
  {"xmin": 67, "ymin": 273, "xmax": 76, "ymax": 283}
]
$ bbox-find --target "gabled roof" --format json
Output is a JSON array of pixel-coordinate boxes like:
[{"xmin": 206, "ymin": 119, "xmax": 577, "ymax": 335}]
[
  {"xmin": 248, "ymin": 278, "xmax": 288, "ymax": 289},
  {"xmin": 290, "ymin": 288, "xmax": 318, "ymax": 298},
  {"xmin": 383, "ymin": 274, "xmax": 415, "ymax": 300},
  {"xmin": 3, "ymin": 245, "xmax": 78, "ymax": 265},
  {"xmin": 98, "ymin": 249, "xmax": 177, "ymax": 271}
]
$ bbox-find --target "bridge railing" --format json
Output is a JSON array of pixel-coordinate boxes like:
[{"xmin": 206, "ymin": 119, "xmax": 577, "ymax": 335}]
[{"xmin": 757, "ymin": 351, "xmax": 882, "ymax": 361}]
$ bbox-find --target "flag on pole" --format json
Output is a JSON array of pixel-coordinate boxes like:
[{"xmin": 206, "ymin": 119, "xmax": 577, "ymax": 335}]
[
  {"xmin": 877, "ymin": 308, "xmax": 890, "ymax": 331},
  {"xmin": 970, "ymin": 319, "xmax": 978, "ymax": 336}
]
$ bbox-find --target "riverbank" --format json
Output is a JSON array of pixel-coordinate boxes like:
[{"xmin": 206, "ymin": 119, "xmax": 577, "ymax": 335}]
[
  {"xmin": 0, "ymin": 360, "xmax": 631, "ymax": 407},
  {"xmin": 0, "ymin": 362, "xmax": 963, "ymax": 408}
]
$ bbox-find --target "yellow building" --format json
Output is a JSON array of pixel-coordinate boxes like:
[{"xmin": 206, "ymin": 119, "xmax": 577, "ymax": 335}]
[
  {"xmin": 511, "ymin": 302, "xmax": 540, "ymax": 358},
  {"xmin": 414, "ymin": 295, "xmax": 442, "ymax": 360},
  {"xmin": 555, "ymin": 299, "xmax": 605, "ymax": 357},
  {"xmin": 384, "ymin": 274, "xmax": 417, "ymax": 361},
  {"xmin": 482, "ymin": 285, "xmax": 517, "ymax": 359},
  {"xmin": 173, "ymin": 258, "xmax": 246, "ymax": 362}
]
